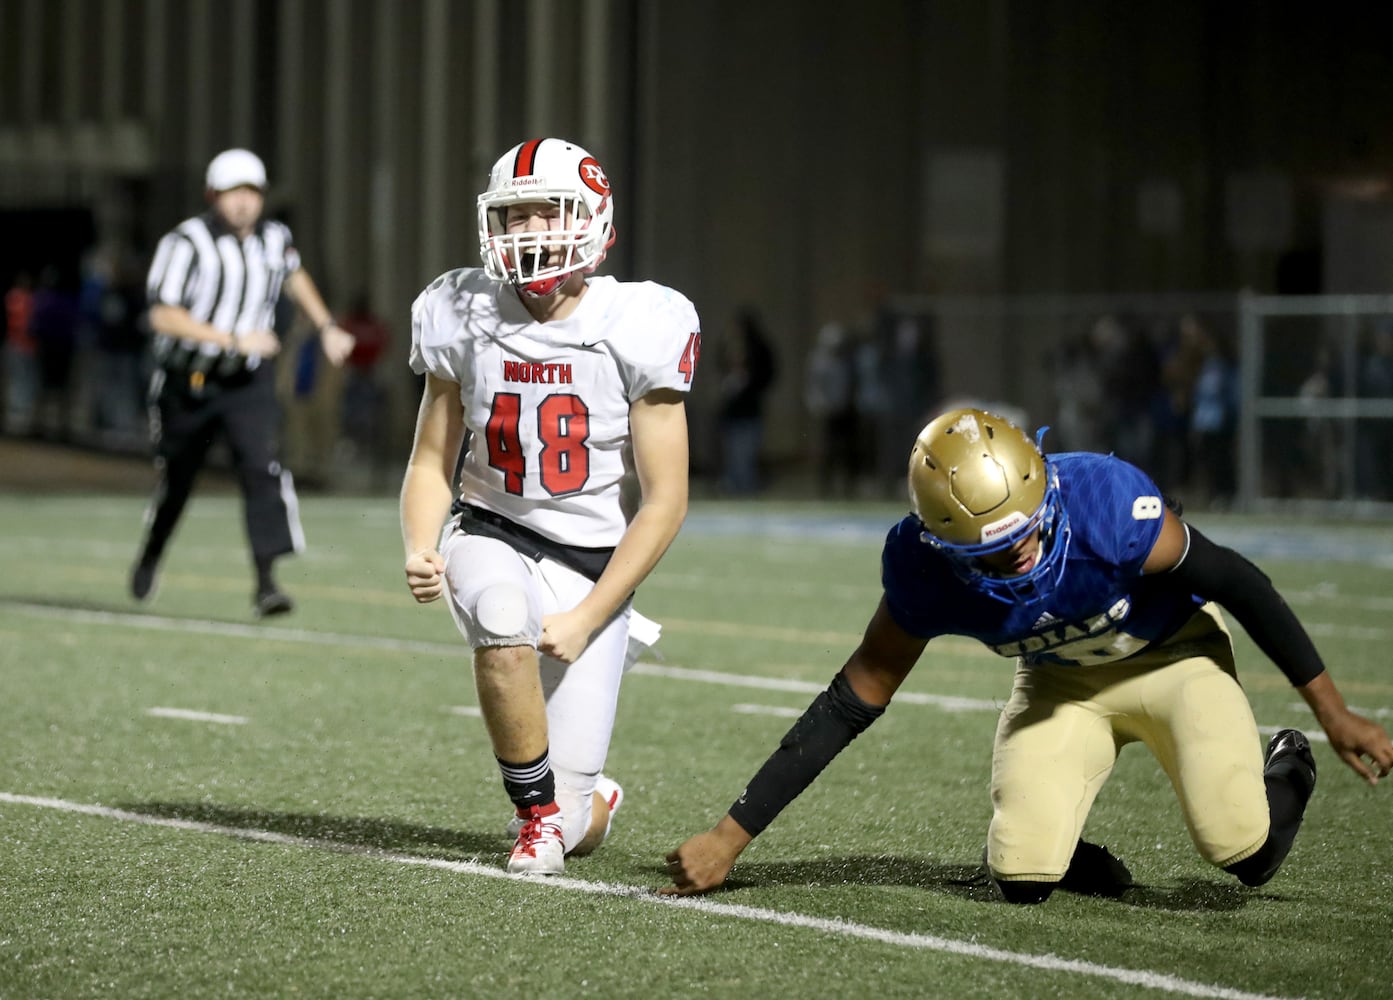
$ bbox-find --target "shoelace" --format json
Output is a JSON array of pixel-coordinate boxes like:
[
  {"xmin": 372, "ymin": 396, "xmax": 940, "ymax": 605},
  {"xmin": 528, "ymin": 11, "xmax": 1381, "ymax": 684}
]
[{"xmin": 513, "ymin": 812, "xmax": 561, "ymax": 856}]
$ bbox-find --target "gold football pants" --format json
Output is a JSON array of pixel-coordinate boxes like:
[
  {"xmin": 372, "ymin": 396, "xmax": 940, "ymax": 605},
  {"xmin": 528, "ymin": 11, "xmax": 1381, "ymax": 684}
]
[{"xmin": 987, "ymin": 603, "xmax": 1269, "ymax": 882}]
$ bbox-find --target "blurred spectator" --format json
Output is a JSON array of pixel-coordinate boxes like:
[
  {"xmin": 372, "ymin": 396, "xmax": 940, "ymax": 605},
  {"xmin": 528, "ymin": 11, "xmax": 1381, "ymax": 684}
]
[
  {"xmin": 852, "ymin": 327, "xmax": 889, "ymax": 495},
  {"xmin": 281, "ymin": 294, "xmax": 349, "ymax": 491},
  {"xmin": 338, "ymin": 293, "xmax": 392, "ymax": 486},
  {"xmin": 30, "ymin": 266, "xmax": 81, "ymax": 441},
  {"xmin": 74, "ymin": 249, "xmax": 110, "ymax": 441},
  {"xmin": 3, "ymin": 270, "xmax": 39, "ymax": 435},
  {"xmin": 92, "ymin": 251, "xmax": 149, "ymax": 448},
  {"xmin": 1092, "ymin": 312, "xmax": 1160, "ymax": 476},
  {"xmin": 1154, "ymin": 313, "xmax": 1208, "ymax": 493},
  {"xmin": 804, "ymin": 321, "xmax": 858, "ymax": 498},
  {"xmin": 1355, "ymin": 323, "xmax": 1393, "ymax": 500},
  {"xmin": 874, "ymin": 303, "xmax": 940, "ymax": 495},
  {"xmin": 717, "ymin": 307, "xmax": 777, "ymax": 495},
  {"xmin": 1297, "ymin": 343, "xmax": 1342, "ymax": 498},
  {"xmin": 1189, "ymin": 324, "xmax": 1240, "ymax": 507},
  {"xmin": 1049, "ymin": 331, "xmax": 1103, "ymax": 453}
]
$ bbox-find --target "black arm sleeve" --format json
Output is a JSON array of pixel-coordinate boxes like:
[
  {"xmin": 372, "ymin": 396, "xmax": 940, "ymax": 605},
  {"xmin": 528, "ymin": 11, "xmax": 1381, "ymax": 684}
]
[
  {"xmin": 727, "ymin": 670, "xmax": 886, "ymax": 838},
  {"xmin": 1166, "ymin": 524, "xmax": 1326, "ymax": 687}
]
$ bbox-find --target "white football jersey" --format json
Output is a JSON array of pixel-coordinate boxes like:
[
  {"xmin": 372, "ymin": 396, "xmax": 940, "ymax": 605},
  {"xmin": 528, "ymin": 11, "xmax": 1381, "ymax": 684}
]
[{"xmin": 410, "ymin": 269, "xmax": 701, "ymax": 547}]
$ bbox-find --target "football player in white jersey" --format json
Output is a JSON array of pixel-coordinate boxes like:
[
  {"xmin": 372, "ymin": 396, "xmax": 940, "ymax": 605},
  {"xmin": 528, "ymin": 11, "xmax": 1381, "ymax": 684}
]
[{"xmin": 400, "ymin": 138, "xmax": 702, "ymax": 874}]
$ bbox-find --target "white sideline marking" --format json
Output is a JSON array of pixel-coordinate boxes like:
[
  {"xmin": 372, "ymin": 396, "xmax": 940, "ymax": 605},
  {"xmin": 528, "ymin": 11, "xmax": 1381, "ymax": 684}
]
[
  {"xmin": 0, "ymin": 791, "xmax": 1299, "ymax": 1000},
  {"xmin": 146, "ymin": 707, "xmax": 248, "ymax": 725},
  {"xmin": 447, "ymin": 705, "xmax": 483, "ymax": 717}
]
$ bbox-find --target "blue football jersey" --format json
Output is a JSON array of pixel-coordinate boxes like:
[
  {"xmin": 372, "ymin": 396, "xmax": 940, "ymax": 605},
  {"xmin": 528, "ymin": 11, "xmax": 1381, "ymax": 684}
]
[{"xmin": 881, "ymin": 452, "xmax": 1203, "ymax": 666}]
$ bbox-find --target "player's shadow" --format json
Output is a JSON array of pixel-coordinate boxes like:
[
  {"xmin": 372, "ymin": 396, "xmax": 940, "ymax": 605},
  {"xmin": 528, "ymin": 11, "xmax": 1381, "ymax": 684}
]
[
  {"xmin": 3, "ymin": 594, "xmax": 288, "ymax": 628},
  {"xmin": 688, "ymin": 856, "xmax": 1258, "ymax": 911},
  {"xmin": 1115, "ymin": 879, "xmax": 1259, "ymax": 912},
  {"xmin": 121, "ymin": 800, "xmax": 502, "ymax": 858},
  {"xmin": 702, "ymin": 855, "xmax": 1000, "ymax": 902},
  {"xmin": 5, "ymin": 594, "xmax": 157, "ymax": 614}
]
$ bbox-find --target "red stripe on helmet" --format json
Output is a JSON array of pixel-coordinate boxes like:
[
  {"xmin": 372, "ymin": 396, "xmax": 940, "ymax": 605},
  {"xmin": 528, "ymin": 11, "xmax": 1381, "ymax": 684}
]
[{"xmin": 514, "ymin": 139, "xmax": 543, "ymax": 177}]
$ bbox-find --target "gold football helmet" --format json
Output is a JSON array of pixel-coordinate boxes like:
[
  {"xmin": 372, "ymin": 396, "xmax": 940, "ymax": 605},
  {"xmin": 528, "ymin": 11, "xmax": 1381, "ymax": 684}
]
[{"xmin": 907, "ymin": 407, "xmax": 1069, "ymax": 603}]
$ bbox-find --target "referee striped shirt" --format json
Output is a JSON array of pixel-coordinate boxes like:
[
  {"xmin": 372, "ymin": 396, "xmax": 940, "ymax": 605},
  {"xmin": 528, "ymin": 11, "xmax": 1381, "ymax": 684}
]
[{"xmin": 145, "ymin": 211, "xmax": 301, "ymax": 379}]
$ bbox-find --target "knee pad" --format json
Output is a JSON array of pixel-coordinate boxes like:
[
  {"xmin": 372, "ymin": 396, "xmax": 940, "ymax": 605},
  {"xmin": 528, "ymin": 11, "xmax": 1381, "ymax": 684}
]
[{"xmin": 474, "ymin": 582, "xmax": 530, "ymax": 640}]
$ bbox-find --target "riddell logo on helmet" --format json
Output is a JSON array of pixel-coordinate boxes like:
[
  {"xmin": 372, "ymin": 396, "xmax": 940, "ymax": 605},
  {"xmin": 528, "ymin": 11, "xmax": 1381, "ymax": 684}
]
[
  {"xmin": 579, "ymin": 158, "xmax": 609, "ymax": 195},
  {"xmin": 980, "ymin": 510, "xmax": 1029, "ymax": 543}
]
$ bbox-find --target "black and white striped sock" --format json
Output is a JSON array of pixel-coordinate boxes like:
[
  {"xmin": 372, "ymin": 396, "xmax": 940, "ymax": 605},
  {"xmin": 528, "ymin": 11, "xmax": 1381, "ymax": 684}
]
[{"xmin": 497, "ymin": 749, "xmax": 555, "ymax": 812}]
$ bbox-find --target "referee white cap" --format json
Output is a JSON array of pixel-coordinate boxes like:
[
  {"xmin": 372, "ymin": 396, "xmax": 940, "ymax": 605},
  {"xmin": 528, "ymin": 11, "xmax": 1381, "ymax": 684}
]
[{"xmin": 205, "ymin": 148, "xmax": 267, "ymax": 192}]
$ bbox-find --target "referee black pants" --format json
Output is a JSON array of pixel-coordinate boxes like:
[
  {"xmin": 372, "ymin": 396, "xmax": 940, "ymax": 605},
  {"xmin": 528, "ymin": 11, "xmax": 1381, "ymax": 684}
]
[{"xmin": 140, "ymin": 363, "xmax": 299, "ymax": 567}]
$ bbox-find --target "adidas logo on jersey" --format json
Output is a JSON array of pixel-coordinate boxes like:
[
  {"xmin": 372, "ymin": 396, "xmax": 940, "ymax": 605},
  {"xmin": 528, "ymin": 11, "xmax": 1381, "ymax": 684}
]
[{"xmin": 1032, "ymin": 612, "xmax": 1059, "ymax": 629}]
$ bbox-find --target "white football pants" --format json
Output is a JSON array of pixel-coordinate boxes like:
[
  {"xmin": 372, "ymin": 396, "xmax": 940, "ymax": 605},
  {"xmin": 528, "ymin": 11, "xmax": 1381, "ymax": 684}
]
[{"xmin": 440, "ymin": 530, "xmax": 656, "ymax": 848}]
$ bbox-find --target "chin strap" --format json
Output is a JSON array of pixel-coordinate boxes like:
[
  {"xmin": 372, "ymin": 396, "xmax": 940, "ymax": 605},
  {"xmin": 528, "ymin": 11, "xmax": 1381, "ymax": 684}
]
[{"xmin": 517, "ymin": 276, "xmax": 565, "ymax": 298}]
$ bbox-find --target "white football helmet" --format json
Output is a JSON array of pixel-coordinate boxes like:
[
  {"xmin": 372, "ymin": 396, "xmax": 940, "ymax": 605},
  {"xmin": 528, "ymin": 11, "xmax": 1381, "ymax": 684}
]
[
  {"xmin": 908, "ymin": 407, "xmax": 1070, "ymax": 605},
  {"xmin": 477, "ymin": 138, "xmax": 616, "ymax": 298}
]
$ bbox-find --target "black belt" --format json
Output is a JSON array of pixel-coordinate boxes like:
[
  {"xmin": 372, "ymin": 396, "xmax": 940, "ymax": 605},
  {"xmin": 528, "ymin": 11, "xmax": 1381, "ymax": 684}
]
[
  {"xmin": 159, "ymin": 364, "xmax": 257, "ymax": 399},
  {"xmin": 450, "ymin": 501, "xmax": 614, "ymax": 582}
]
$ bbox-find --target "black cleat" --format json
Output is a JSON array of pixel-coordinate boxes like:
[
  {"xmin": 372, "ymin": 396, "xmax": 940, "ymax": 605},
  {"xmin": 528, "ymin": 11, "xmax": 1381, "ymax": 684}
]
[
  {"xmin": 1225, "ymin": 728, "xmax": 1319, "ymax": 887},
  {"xmin": 1059, "ymin": 840, "xmax": 1133, "ymax": 898},
  {"xmin": 1264, "ymin": 728, "xmax": 1317, "ymax": 803},
  {"xmin": 130, "ymin": 559, "xmax": 159, "ymax": 602},
  {"xmin": 983, "ymin": 839, "xmax": 1132, "ymax": 903},
  {"xmin": 254, "ymin": 588, "xmax": 295, "ymax": 618}
]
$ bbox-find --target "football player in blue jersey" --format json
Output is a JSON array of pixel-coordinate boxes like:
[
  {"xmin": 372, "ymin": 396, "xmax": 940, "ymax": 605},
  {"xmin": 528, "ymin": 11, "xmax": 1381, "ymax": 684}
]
[{"xmin": 663, "ymin": 407, "xmax": 1393, "ymax": 902}]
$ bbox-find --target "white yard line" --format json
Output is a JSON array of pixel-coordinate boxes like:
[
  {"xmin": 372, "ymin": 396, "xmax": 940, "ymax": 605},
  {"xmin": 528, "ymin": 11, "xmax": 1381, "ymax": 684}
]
[
  {"xmin": 2, "ymin": 601, "xmax": 464, "ymax": 656},
  {"xmin": 632, "ymin": 661, "xmax": 1002, "ymax": 711},
  {"xmin": 146, "ymin": 707, "xmax": 248, "ymax": 725},
  {"xmin": 732, "ymin": 703, "xmax": 804, "ymax": 718},
  {"xmin": 1, "ymin": 601, "xmax": 1375, "ymax": 727},
  {"xmin": 0, "ymin": 791, "xmax": 1300, "ymax": 1000}
]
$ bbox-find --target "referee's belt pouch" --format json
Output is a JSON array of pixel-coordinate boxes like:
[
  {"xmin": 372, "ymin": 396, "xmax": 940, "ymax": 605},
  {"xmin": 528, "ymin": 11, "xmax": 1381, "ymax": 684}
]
[
  {"xmin": 450, "ymin": 502, "xmax": 613, "ymax": 582},
  {"xmin": 169, "ymin": 366, "xmax": 254, "ymax": 399}
]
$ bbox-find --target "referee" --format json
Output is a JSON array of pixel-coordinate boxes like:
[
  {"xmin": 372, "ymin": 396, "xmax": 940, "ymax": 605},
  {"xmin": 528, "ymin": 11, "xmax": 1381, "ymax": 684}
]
[{"xmin": 131, "ymin": 148, "xmax": 355, "ymax": 617}]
